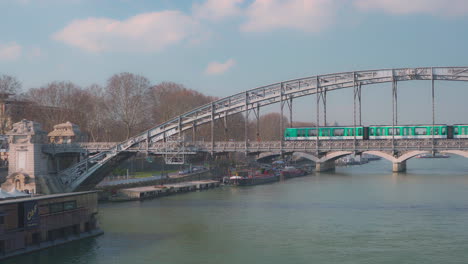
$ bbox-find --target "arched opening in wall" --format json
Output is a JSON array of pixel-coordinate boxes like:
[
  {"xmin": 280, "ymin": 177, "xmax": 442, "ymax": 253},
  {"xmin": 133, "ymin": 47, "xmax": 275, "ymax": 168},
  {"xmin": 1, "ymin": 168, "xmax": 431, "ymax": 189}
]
[{"xmin": 15, "ymin": 179, "xmax": 21, "ymax": 189}]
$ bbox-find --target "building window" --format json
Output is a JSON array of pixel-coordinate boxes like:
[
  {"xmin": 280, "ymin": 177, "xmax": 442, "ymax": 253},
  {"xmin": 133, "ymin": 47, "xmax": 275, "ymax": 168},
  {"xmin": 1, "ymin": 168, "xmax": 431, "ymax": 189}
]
[
  {"xmin": 64, "ymin": 201, "xmax": 77, "ymax": 211},
  {"xmin": 49, "ymin": 201, "xmax": 77, "ymax": 214},
  {"xmin": 49, "ymin": 203, "xmax": 64, "ymax": 213}
]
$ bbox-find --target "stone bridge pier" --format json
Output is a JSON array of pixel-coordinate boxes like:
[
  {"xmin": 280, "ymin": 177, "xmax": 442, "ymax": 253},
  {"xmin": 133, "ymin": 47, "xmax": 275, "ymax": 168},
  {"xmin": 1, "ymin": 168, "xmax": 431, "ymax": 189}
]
[
  {"xmin": 1, "ymin": 120, "xmax": 85, "ymax": 194},
  {"xmin": 1, "ymin": 120, "xmax": 51, "ymax": 194},
  {"xmin": 392, "ymin": 162, "xmax": 407, "ymax": 173},
  {"xmin": 315, "ymin": 160, "xmax": 336, "ymax": 172}
]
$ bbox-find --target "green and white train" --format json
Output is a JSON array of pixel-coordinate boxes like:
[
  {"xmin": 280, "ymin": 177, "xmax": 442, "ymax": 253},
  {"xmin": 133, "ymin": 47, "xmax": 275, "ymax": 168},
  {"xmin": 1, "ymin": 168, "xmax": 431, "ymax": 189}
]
[{"xmin": 284, "ymin": 125, "xmax": 468, "ymax": 140}]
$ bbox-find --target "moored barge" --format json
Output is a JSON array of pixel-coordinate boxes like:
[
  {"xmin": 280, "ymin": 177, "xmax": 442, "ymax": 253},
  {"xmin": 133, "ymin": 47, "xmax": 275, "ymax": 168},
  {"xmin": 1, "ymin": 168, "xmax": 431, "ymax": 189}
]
[{"xmin": 227, "ymin": 169, "xmax": 279, "ymax": 186}]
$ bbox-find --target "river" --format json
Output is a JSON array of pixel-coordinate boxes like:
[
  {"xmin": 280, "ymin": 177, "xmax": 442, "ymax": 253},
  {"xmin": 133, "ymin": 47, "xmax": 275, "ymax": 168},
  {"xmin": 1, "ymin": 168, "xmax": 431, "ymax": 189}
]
[{"xmin": 7, "ymin": 156, "xmax": 468, "ymax": 264}]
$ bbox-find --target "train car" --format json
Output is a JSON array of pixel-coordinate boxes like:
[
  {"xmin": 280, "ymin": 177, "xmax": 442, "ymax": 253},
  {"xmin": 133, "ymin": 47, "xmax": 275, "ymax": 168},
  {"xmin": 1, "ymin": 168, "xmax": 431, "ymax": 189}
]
[
  {"xmin": 284, "ymin": 125, "xmax": 465, "ymax": 140},
  {"xmin": 284, "ymin": 126, "xmax": 367, "ymax": 140},
  {"xmin": 367, "ymin": 125, "xmax": 448, "ymax": 139},
  {"xmin": 452, "ymin": 125, "xmax": 468, "ymax": 138}
]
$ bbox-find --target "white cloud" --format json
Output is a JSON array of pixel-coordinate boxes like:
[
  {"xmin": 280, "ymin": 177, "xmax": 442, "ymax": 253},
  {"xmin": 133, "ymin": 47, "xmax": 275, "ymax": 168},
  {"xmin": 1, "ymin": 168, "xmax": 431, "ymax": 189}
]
[
  {"xmin": 53, "ymin": 11, "xmax": 203, "ymax": 52},
  {"xmin": 241, "ymin": 0, "xmax": 337, "ymax": 32},
  {"xmin": 193, "ymin": 0, "xmax": 245, "ymax": 21},
  {"xmin": 205, "ymin": 59, "xmax": 236, "ymax": 75},
  {"xmin": 354, "ymin": 0, "xmax": 468, "ymax": 17},
  {"xmin": 0, "ymin": 42, "xmax": 21, "ymax": 61}
]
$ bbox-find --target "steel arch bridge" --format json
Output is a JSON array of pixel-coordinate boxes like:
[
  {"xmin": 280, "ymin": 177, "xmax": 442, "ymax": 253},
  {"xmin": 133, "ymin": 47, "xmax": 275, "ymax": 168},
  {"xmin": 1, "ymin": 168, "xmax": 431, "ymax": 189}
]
[{"xmin": 52, "ymin": 67, "xmax": 468, "ymax": 192}]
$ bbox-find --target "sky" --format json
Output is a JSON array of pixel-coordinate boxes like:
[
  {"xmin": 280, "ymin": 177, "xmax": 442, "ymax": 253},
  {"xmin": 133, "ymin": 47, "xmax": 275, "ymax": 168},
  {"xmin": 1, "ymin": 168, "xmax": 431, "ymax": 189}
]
[{"xmin": 1, "ymin": 0, "xmax": 468, "ymax": 125}]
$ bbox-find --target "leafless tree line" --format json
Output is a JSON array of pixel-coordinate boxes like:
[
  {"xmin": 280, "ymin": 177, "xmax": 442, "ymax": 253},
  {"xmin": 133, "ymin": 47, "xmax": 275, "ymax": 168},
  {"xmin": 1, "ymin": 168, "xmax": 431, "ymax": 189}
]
[{"xmin": 1, "ymin": 73, "xmax": 314, "ymax": 142}]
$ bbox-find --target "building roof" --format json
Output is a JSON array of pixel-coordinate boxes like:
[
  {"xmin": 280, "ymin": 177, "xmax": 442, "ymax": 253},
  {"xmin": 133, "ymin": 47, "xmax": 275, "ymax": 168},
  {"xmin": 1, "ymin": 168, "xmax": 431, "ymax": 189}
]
[
  {"xmin": 47, "ymin": 121, "xmax": 81, "ymax": 137},
  {"xmin": 0, "ymin": 191, "xmax": 97, "ymax": 205}
]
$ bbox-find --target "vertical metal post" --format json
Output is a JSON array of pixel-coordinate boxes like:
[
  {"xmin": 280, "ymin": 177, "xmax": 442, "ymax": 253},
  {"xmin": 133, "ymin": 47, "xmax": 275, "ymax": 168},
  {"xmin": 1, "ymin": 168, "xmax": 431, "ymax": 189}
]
[
  {"xmin": 280, "ymin": 84, "xmax": 284, "ymax": 153},
  {"xmin": 323, "ymin": 91, "xmax": 327, "ymax": 126},
  {"xmin": 224, "ymin": 110, "xmax": 228, "ymax": 141},
  {"xmin": 394, "ymin": 81, "xmax": 398, "ymax": 125},
  {"xmin": 192, "ymin": 121, "xmax": 196, "ymax": 141},
  {"xmin": 431, "ymin": 67, "xmax": 435, "ymax": 152},
  {"xmin": 255, "ymin": 105, "xmax": 260, "ymax": 141},
  {"xmin": 178, "ymin": 116, "xmax": 182, "ymax": 137},
  {"xmin": 85, "ymin": 150, "xmax": 88, "ymax": 171},
  {"xmin": 211, "ymin": 102, "xmax": 215, "ymax": 154},
  {"xmin": 146, "ymin": 130, "xmax": 149, "ymax": 154},
  {"xmin": 245, "ymin": 92, "xmax": 249, "ymax": 152},
  {"xmin": 316, "ymin": 77, "xmax": 320, "ymax": 153},
  {"xmin": 391, "ymin": 71, "xmax": 395, "ymax": 153},
  {"xmin": 358, "ymin": 83, "xmax": 362, "ymax": 126},
  {"xmin": 353, "ymin": 73, "xmax": 357, "ymax": 149},
  {"xmin": 288, "ymin": 97, "xmax": 293, "ymax": 128}
]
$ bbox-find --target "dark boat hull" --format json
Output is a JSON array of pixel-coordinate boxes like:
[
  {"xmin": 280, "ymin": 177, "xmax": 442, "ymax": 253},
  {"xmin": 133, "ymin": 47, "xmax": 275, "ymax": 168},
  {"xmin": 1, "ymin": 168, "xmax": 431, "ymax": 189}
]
[
  {"xmin": 231, "ymin": 175, "xmax": 280, "ymax": 186},
  {"xmin": 281, "ymin": 170, "xmax": 307, "ymax": 179}
]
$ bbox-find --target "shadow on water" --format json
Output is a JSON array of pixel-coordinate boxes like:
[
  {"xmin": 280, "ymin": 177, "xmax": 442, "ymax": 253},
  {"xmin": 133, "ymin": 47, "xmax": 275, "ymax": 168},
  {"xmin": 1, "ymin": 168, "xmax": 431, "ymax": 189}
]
[
  {"xmin": 3, "ymin": 236, "xmax": 99, "ymax": 264},
  {"xmin": 3, "ymin": 231, "xmax": 177, "ymax": 264}
]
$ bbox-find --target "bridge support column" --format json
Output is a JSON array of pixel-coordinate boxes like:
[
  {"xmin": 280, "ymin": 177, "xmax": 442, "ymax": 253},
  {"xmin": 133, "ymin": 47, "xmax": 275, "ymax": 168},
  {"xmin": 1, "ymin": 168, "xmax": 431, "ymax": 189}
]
[
  {"xmin": 2, "ymin": 120, "xmax": 64, "ymax": 194},
  {"xmin": 315, "ymin": 160, "xmax": 335, "ymax": 172},
  {"xmin": 392, "ymin": 161, "xmax": 406, "ymax": 173}
]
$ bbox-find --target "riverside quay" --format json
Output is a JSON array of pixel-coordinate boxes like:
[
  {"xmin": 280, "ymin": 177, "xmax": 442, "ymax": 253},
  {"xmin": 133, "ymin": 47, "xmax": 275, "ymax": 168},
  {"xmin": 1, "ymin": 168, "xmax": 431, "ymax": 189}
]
[{"xmin": 0, "ymin": 191, "xmax": 103, "ymax": 260}]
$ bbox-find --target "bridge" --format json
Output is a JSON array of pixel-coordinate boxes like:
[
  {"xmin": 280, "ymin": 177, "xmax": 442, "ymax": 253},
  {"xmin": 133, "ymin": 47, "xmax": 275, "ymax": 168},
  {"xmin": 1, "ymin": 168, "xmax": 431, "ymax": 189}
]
[{"xmin": 4, "ymin": 67, "xmax": 468, "ymax": 194}]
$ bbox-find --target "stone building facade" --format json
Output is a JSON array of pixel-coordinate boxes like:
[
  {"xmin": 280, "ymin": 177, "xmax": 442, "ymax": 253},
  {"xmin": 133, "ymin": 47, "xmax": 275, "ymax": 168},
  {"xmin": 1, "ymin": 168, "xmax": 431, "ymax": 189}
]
[{"xmin": 1, "ymin": 120, "xmax": 48, "ymax": 194}]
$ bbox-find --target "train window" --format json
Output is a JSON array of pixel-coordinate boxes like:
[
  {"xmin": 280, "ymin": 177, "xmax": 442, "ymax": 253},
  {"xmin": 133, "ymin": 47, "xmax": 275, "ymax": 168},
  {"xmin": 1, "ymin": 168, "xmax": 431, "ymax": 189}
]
[
  {"xmin": 388, "ymin": 128, "xmax": 392, "ymax": 135},
  {"xmin": 309, "ymin": 129, "xmax": 317, "ymax": 136},
  {"xmin": 415, "ymin": 127, "xmax": 426, "ymax": 135},
  {"xmin": 442, "ymin": 127, "xmax": 446, "ymax": 135},
  {"xmin": 322, "ymin": 129, "xmax": 330, "ymax": 137},
  {"xmin": 370, "ymin": 128, "xmax": 374, "ymax": 135},
  {"xmin": 434, "ymin": 128, "xmax": 439, "ymax": 135},
  {"xmin": 376, "ymin": 128, "xmax": 380, "ymax": 136},
  {"xmin": 454, "ymin": 127, "xmax": 459, "ymax": 134},
  {"xmin": 333, "ymin": 129, "xmax": 344, "ymax": 136},
  {"xmin": 358, "ymin": 128, "xmax": 362, "ymax": 136}
]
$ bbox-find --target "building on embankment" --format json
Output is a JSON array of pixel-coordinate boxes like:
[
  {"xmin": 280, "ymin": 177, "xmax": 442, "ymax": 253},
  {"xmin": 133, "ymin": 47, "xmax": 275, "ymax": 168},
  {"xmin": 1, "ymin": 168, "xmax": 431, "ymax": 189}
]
[{"xmin": 0, "ymin": 191, "xmax": 103, "ymax": 260}]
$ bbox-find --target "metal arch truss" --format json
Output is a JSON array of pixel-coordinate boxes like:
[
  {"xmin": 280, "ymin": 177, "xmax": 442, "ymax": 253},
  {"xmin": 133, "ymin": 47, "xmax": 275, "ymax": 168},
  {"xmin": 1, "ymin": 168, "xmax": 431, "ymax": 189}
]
[{"xmin": 58, "ymin": 67, "xmax": 468, "ymax": 191}]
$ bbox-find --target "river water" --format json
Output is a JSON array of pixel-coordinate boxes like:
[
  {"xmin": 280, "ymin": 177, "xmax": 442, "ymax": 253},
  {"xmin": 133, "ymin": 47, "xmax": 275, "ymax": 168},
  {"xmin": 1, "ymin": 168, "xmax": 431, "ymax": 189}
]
[{"xmin": 7, "ymin": 156, "xmax": 468, "ymax": 264}]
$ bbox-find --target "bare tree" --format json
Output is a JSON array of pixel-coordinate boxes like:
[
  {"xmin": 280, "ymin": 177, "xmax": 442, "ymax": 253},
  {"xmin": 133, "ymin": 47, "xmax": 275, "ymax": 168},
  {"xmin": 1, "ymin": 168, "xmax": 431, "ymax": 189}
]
[
  {"xmin": 258, "ymin": 113, "xmax": 289, "ymax": 140},
  {"xmin": 147, "ymin": 82, "xmax": 215, "ymax": 124},
  {"xmin": 105, "ymin": 73, "xmax": 150, "ymax": 139},
  {"xmin": 0, "ymin": 74, "xmax": 21, "ymax": 95},
  {"xmin": 0, "ymin": 74, "xmax": 22, "ymax": 134},
  {"xmin": 25, "ymin": 81, "xmax": 83, "ymax": 131}
]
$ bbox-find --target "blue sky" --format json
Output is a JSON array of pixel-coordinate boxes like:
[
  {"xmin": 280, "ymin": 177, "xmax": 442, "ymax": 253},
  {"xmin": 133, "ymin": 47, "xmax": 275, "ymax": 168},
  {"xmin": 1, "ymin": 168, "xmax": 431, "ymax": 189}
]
[{"xmin": 1, "ymin": 0, "xmax": 468, "ymax": 125}]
